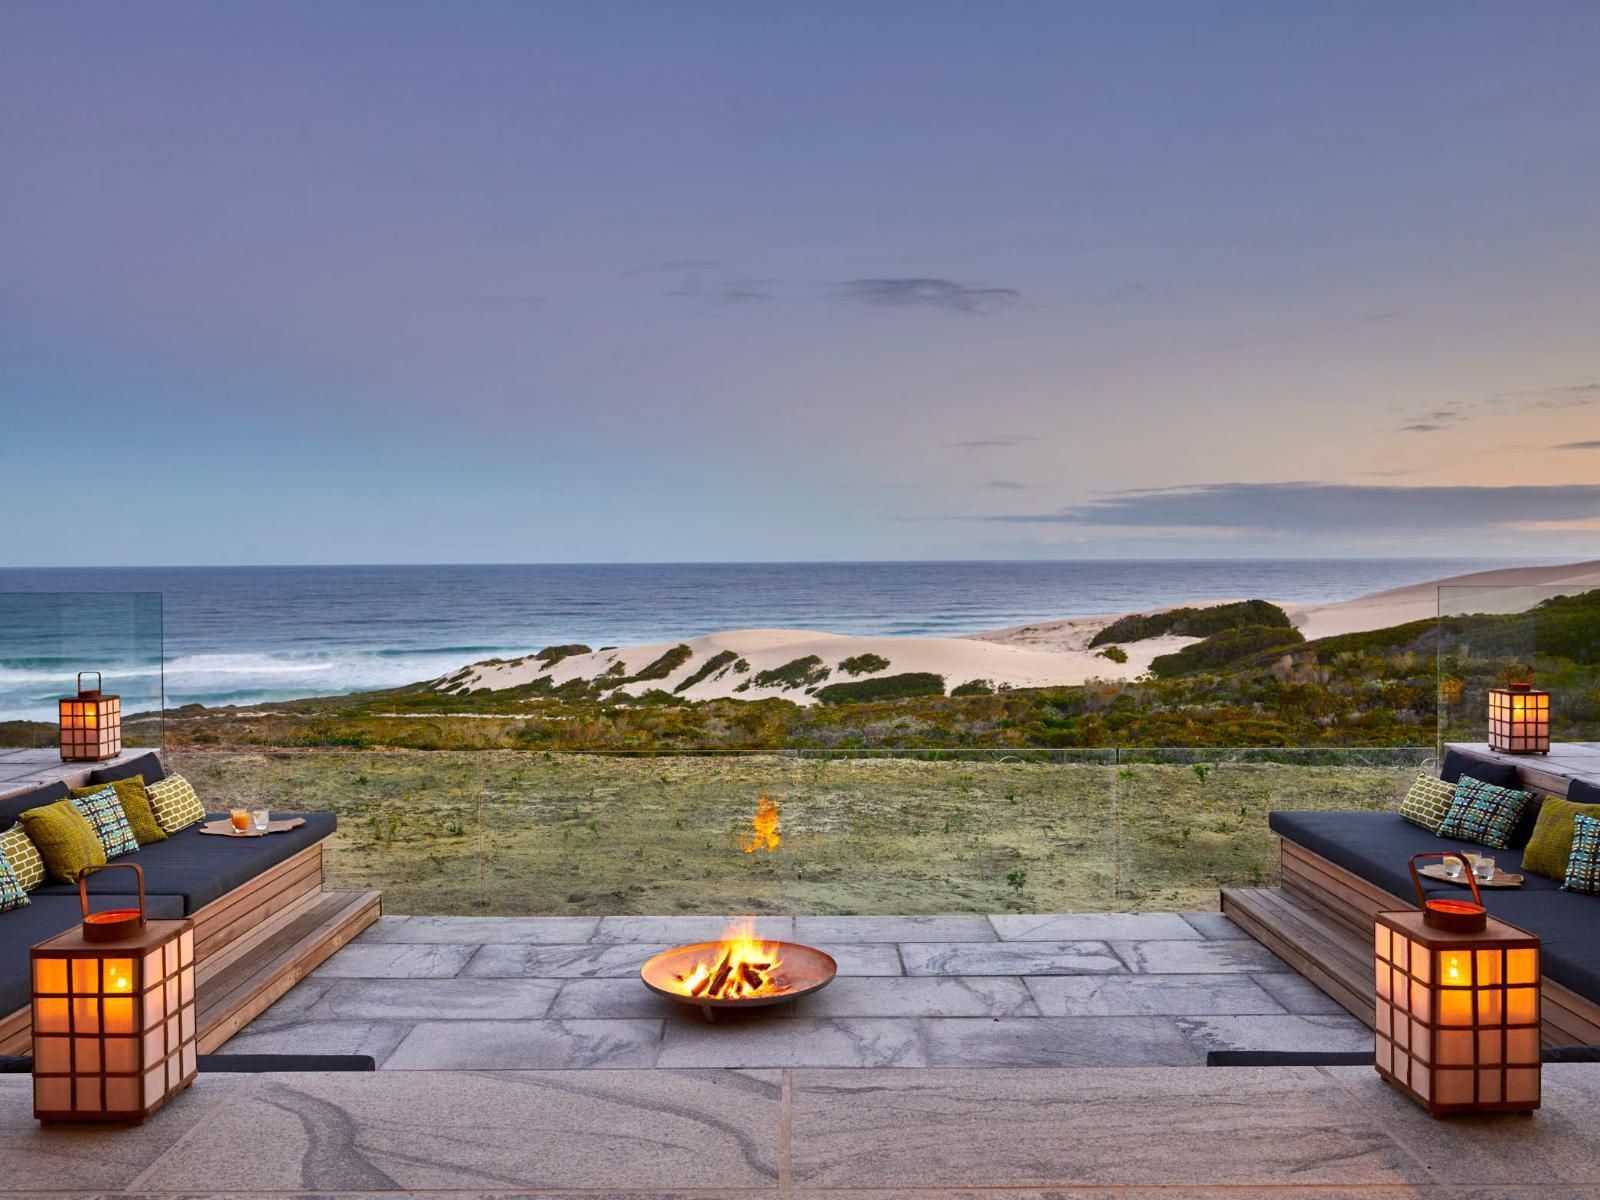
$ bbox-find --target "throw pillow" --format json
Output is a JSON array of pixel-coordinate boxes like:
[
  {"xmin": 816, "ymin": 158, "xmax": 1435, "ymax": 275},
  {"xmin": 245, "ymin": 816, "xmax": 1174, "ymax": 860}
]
[
  {"xmin": 19, "ymin": 800, "xmax": 107, "ymax": 883},
  {"xmin": 0, "ymin": 849, "xmax": 28, "ymax": 912},
  {"xmin": 71, "ymin": 787, "xmax": 140, "ymax": 859},
  {"xmin": 1521, "ymin": 794, "xmax": 1600, "ymax": 880},
  {"xmin": 1435, "ymin": 775, "xmax": 1534, "ymax": 850},
  {"xmin": 72, "ymin": 777, "xmax": 166, "ymax": 846},
  {"xmin": 0, "ymin": 823, "xmax": 46, "ymax": 892},
  {"xmin": 1562, "ymin": 813, "xmax": 1600, "ymax": 895},
  {"xmin": 1399, "ymin": 774, "xmax": 1458, "ymax": 831},
  {"xmin": 147, "ymin": 773, "xmax": 206, "ymax": 833}
]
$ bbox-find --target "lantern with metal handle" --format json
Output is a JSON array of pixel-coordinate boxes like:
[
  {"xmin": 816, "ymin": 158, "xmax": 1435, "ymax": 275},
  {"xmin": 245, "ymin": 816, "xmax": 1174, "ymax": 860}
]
[
  {"xmin": 31, "ymin": 864, "xmax": 196, "ymax": 1124},
  {"xmin": 58, "ymin": 671, "xmax": 121, "ymax": 762},
  {"xmin": 1374, "ymin": 853, "xmax": 1541, "ymax": 1117},
  {"xmin": 1488, "ymin": 671, "xmax": 1550, "ymax": 755}
]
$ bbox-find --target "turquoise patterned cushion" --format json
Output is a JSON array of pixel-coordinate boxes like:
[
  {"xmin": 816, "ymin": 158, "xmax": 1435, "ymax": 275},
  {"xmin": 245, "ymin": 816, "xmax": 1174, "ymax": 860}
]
[
  {"xmin": 1564, "ymin": 813, "xmax": 1600, "ymax": 895},
  {"xmin": 71, "ymin": 786, "xmax": 140, "ymax": 859},
  {"xmin": 1435, "ymin": 775, "xmax": 1534, "ymax": 849},
  {"xmin": 0, "ymin": 850, "xmax": 27, "ymax": 912}
]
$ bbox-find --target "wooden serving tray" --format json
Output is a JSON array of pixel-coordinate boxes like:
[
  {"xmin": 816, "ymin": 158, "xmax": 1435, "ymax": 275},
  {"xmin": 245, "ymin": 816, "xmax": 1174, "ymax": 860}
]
[
  {"xmin": 198, "ymin": 817, "xmax": 305, "ymax": 838},
  {"xmin": 1419, "ymin": 863, "xmax": 1524, "ymax": 888}
]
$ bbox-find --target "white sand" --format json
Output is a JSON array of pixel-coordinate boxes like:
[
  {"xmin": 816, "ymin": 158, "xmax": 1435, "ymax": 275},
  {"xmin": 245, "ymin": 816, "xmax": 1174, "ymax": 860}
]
[{"xmin": 439, "ymin": 559, "xmax": 1600, "ymax": 704}]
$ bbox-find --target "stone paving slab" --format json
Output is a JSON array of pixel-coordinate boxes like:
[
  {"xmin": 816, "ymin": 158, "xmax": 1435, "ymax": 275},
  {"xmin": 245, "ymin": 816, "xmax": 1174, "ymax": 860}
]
[
  {"xmin": 358, "ymin": 914, "xmax": 602, "ymax": 944},
  {"xmin": 7, "ymin": 1068, "xmax": 1600, "ymax": 1195},
  {"xmin": 303, "ymin": 977, "xmax": 563, "ymax": 1020},
  {"xmin": 593, "ymin": 914, "xmax": 795, "ymax": 943},
  {"xmin": 659, "ymin": 1017, "xmax": 926, "ymax": 1068},
  {"xmin": 921, "ymin": 1015, "xmax": 1201, "ymax": 1067},
  {"xmin": 1024, "ymin": 972, "xmax": 1289, "ymax": 1016},
  {"xmin": 1175, "ymin": 1013, "xmax": 1373, "ymax": 1055},
  {"xmin": 385, "ymin": 1018, "xmax": 666, "ymax": 1069},
  {"xmin": 310, "ymin": 942, "xmax": 475, "ymax": 978},
  {"xmin": 900, "ymin": 939, "xmax": 1124, "ymax": 976},
  {"xmin": 794, "ymin": 914, "xmax": 997, "ymax": 942},
  {"xmin": 792, "ymin": 975, "xmax": 1038, "ymax": 1018},
  {"xmin": 991, "ymin": 911, "xmax": 1201, "ymax": 941},
  {"xmin": 1114, "ymin": 937, "xmax": 1288, "ymax": 973}
]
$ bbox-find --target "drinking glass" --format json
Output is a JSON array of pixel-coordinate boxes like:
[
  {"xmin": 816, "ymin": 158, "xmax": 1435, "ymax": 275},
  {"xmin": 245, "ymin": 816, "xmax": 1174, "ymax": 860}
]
[
  {"xmin": 1474, "ymin": 856, "xmax": 1496, "ymax": 882},
  {"xmin": 250, "ymin": 808, "xmax": 269, "ymax": 833},
  {"xmin": 229, "ymin": 809, "xmax": 249, "ymax": 833},
  {"xmin": 1443, "ymin": 856, "xmax": 1466, "ymax": 879}
]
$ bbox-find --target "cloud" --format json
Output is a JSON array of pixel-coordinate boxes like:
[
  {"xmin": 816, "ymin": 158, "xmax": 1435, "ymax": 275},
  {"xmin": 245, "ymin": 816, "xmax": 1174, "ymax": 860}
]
[
  {"xmin": 835, "ymin": 277, "xmax": 1020, "ymax": 313},
  {"xmin": 980, "ymin": 481, "xmax": 1600, "ymax": 534},
  {"xmin": 946, "ymin": 435, "xmax": 1039, "ymax": 450},
  {"xmin": 1555, "ymin": 440, "xmax": 1600, "ymax": 450},
  {"xmin": 1360, "ymin": 468, "xmax": 1416, "ymax": 478},
  {"xmin": 1400, "ymin": 423, "xmax": 1449, "ymax": 433},
  {"xmin": 985, "ymin": 480, "xmax": 1029, "ymax": 490}
]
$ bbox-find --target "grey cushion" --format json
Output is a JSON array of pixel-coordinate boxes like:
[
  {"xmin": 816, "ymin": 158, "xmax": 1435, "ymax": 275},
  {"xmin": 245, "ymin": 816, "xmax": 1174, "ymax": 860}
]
[
  {"xmin": 89, "ymin": 752, "xmax": 166, "ymax": 787},
  {"xmin": 1271, "ymin": 809, "xmax": 1600, "ymax": 1003},
  {"xmin": 35, "ymin": 813, "xmax": 337, "ymax": 914},
  {"xmin": 1440, "ymin": 748, "xmax": 1521, "ymax": 788},
  {"xmin": 0, "ymin": 782, "xmax": 70, "ymax": 828},
  {"xmin": 0, "ymin": 893, "xmax": 185, "ymax": 1015}
]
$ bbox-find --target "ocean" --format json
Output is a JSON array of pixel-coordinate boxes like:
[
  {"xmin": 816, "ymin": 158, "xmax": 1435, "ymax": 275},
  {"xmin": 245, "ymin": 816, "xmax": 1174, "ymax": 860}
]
[{"xmin": 0, "ymin": 559, "xmax": 1531, "ymax": 719}]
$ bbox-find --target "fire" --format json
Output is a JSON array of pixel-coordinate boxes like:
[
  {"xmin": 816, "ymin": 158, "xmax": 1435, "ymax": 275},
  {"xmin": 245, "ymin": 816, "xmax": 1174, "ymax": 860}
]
[
  {"xmin": 741, "ymin": 792, "xmax": 781, "ymax": 853},
  {"xmin": 670, "ymin": 920, "xmax": 784, "ymax": 1001}
]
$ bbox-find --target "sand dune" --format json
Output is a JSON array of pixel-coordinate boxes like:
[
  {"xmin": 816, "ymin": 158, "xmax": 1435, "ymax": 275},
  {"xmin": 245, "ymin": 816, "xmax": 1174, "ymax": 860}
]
[{"xmin": 441, "ymin": 559, "xmax": 1600, "ymax": 704}]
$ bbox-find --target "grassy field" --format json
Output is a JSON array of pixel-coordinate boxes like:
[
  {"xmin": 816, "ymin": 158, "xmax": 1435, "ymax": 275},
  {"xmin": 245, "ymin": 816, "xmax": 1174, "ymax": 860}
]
[{"xmin": 169, "ymin": 749, "xmax": 1425, "ymax": 916}]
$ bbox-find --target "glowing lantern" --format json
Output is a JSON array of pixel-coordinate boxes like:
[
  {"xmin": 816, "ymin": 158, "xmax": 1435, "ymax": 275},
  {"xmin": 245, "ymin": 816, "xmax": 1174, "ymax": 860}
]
[
  {"xmin": 1487, "ymin": 673, "xmax": 1550, "ymax": 755},
  {"xmin": 1375, "ymin": 854, "xmax": 1541, "ymax": 1117},
  {"xmin": 31, "ymin": 864, "xmax": 196, "ymax": 1124},
  {"xmin": 59, "ymin": 672, "xmax": 121, "ymax": 763}
]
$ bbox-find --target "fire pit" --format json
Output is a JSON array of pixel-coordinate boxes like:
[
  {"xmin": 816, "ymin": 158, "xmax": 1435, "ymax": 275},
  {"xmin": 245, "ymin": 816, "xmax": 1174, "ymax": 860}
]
[{"xmin": 640, "ymin": 921, "xmax": 837, "ymax": 1022}]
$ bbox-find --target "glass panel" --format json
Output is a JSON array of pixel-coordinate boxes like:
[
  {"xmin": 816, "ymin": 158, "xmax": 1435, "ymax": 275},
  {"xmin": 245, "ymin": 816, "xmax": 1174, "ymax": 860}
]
[{"xmin": 0, "ymin": 592, "xmax": 163, "ymax": 749}]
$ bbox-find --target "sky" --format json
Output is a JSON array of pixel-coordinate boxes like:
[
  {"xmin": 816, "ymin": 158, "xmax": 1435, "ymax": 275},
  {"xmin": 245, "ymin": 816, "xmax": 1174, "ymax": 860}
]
[{"xmin": 3, "ymin": 1, "xmax": 1600, "ymax": 565}]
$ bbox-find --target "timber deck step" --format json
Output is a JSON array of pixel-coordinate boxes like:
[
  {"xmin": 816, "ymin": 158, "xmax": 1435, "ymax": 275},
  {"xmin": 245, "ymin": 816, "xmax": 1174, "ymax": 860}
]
[
  {"xmin": 197, "ymin": 888, "xmax": 381, "ymax": 1052},
  {"xmin": 1222, "ymin": 885, "xmax": 1376, "ymax": 1027}
]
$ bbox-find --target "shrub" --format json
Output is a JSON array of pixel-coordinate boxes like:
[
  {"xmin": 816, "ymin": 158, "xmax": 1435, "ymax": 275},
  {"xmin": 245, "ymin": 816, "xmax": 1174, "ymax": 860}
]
[
  {"xmin": 1097, "ymin": 645, "xmax": 1129, "ymax": 664},
  {"xmin": 674, "ymin": 650, "xmax": 739, "ymax": 693},
  {"xmin": 815, "ymin": 672, "xmax": 946, "ymax": 705},
  {"xmin": 839, "ymin": 653, "xmax": 891, "ymax": 677},
  {"xmin": 535, "ymin": 644, "xmax": 592, "ymax": 667},
  {"xmin": 754, "ymin": 655, "xmax": 830, "ymax": 689},
  {"xmin": 951, "ymin": 679, "xmax": 995, "ymax": 696},
  {"xmin": 1090, "ymin": 600, "xmax": 1292, "ymax": 647},
  {"xmin": 1149, "ymin": 625, "xmax": 1306, "ymax": 678}
]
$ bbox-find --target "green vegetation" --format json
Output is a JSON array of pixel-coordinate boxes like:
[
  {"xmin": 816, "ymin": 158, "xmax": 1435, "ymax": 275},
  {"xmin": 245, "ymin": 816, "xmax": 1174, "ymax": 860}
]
[
  {"xmin": 1097, "ymin": 646, "xmax": 1129, "ymax": 665},
  {"xmin": 951, "ymin": 679, "xmax": 995, "ymax": 696},
  {"xmin": 839, "ymin": 653, "xmax": 891, "ymax": 677},
  {"xmin": 674, "ymin": 650, "xmax": 740, "ymax": 693},
  {"xmin": 815, "ymin": 672, "xmax": 945, "ymax": 705},
  {"xmin": 1090, "ymin": 600, "xmax": 1293, "ymax": 647},
  {"xmin": 754, "ymin": 655, "xmax": 830, "ymax": 690},
  {"xmin": 1149, "ymin": 625, "xmax": 1305, "ymax": 678},
  {"xmin": 535, "ymin": 644, "xmax": 592, "ymax": 668}
]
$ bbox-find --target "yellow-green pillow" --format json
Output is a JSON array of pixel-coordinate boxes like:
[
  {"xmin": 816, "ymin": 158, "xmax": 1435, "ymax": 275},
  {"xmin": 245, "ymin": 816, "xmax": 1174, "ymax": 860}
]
[
  {"xmin": 1522, "ymin": 795, "xmax": 1600, "ymax": 880},
  {"xmin": 19, "ymin": 800, "xmax": 106, "ymax": 884},
  {"xmin": 72, "ymin": 776, "xmax": 166, "ymax": 846},
  {"xmin": 0, "ymin": 824, "xmax": 46, "ymax": 892}
]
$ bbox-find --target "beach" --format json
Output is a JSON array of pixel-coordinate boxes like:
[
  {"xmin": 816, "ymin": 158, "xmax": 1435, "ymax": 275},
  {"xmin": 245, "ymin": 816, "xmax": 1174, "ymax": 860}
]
[{"xmin": 444, "ymin": 559, "xmax": 1600, "ymax": 704}]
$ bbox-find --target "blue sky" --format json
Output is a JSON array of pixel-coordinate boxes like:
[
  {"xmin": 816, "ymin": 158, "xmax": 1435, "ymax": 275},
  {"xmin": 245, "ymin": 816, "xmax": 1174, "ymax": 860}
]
[{"xmin": 3, "ymin": 1, "xmax": 1599, "ymax": 564}]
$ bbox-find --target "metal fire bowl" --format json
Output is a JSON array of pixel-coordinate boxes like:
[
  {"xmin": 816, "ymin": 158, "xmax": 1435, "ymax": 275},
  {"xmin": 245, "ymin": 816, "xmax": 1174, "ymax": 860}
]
[{"xmin": 641, "ymin": 940, "xmax": 838, "ymax": 1016}]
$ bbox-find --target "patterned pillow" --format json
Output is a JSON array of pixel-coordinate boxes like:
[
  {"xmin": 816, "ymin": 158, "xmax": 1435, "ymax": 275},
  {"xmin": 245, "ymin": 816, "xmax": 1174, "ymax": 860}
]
[
  {"xmin": 71, "ymin": 786, "xmax": 140, "ymax": 859},
  {"xmin": 0, "ymin": 823, "xmax": 46, "ymax": 892},
  {"xmin": 0, "ymin": 849, "xmax": 28, "ymax": 912},
  {"xmin": 1435, "ymin": 775, "xmax": 1534, "ymax": 850},
  {"xmin": 1399, "ymin": 774, "xmax": 1458, "ymax": 831},
  {"xmin": 1563, "ymin": 813, "xmax": 1600, "ymax": 895},
  {"xmin": 72, "ymin": 777, "xmax": 166, "ymax": 846},
  {"xmin": 147, "ymin": 773, "xmax": 206, "ymax": 833}
]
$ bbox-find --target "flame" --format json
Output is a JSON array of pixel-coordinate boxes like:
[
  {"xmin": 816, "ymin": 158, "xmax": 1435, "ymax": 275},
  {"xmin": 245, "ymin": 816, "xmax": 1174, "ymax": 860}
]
[
  {"xmin": 670, "ymin": 919, "xmax": 785, "ymax": 1001},
  {"xmin": 741, "ymin": 792, "xmax": 781, "ymax": 853}
]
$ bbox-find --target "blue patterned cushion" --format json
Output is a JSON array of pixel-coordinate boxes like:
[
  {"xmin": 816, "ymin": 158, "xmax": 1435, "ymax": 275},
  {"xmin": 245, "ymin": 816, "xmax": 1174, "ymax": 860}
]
[
  {"xmin": 1434, "ymin": 774, "xmax": 1534, "ymax": 849},
  {"xmin": 0, "ymin": 849, "xmax": 27, "ymax": 912},
  {"xmin": 1564, "ymin": 813, "xmax": 1600, "ymax": 895},
  {"xmin": 71, "ymin": 786, "xmax": 140, "ymax": 859}
]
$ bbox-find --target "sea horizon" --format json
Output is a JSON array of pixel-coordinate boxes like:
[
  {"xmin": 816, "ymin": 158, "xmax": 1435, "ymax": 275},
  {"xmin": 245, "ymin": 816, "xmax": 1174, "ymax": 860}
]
[{"xmin": 0, "ymin": 557, "xmax": 1565, "ymax": 718}]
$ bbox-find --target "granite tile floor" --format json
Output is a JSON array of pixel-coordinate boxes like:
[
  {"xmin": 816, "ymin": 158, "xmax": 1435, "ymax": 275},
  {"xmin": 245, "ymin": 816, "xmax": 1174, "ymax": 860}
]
[{"xmin": 221, "ymin": 911, "xmax": 1374, "ymax": 1069}]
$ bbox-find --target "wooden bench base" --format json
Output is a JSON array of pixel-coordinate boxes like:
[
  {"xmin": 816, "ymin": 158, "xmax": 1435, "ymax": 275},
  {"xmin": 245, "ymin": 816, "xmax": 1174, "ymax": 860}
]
[
  {"xmin": 0, "ymin": 844, "xmax": 380, "ymax": 1056},
  {"xmin": 1223, "ymin": 842, "xmax": 1600, "ymax": 1047}
]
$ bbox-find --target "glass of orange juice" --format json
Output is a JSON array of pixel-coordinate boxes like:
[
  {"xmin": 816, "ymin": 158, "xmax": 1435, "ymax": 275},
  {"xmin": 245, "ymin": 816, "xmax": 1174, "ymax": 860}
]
[{"xmin": 229, "ymin": 809, "xmax": 249, "ymax": 833}]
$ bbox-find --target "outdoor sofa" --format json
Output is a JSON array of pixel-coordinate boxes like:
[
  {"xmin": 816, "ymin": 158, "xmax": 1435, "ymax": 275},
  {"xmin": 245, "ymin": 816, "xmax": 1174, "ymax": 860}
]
[
  {"xmin": 0, "ymin": 752, "xmax": 377, "ymax": 1055},
  {"xmin": 1226, "ymin": 747, "xmax": 1600, "ymax": 1046}
]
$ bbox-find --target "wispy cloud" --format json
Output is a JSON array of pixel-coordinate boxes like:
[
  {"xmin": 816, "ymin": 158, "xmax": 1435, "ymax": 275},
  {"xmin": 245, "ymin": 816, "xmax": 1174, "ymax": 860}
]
[
  {"xmin": 835, "ymin": 277, "xmax": 1020, "ymax": 314},
  {"xmin": 979, "ymin": 481, "xmax": 1600, "ymax": 534},
  {"xmin": 1555, "ymin": 440, "xmax": 1600, "ymax": 450},
  {"xmin": 946, "ymin": 435, "xmax": 1039, "ymax": 450},
  {"xmin": 1400, "ymin": 423, "xmax": 1449, "ymax": 434},
  {"xmin": 985, "ymin": 480, "xmax": 1029, "ymax": 490}
]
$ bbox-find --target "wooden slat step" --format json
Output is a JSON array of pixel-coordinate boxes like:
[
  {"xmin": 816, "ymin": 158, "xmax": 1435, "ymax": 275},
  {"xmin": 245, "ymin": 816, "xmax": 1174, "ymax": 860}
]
[
  {"xmin": 1223, "ymin": 885, "xmax": 1375, "ymax": 1024},
  {"xmin": 197, "ymin": 889, "xmax": 380, "ymax": 1053}
]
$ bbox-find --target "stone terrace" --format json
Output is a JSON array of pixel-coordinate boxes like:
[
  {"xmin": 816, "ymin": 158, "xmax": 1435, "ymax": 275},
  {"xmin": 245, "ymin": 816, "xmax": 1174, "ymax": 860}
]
[{"xmin": 222, "ymin": 911, "xmax": 1372, "ymax": 1068}]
